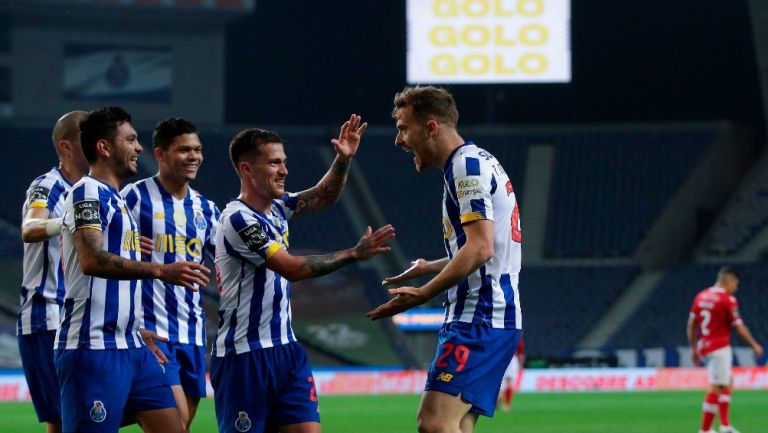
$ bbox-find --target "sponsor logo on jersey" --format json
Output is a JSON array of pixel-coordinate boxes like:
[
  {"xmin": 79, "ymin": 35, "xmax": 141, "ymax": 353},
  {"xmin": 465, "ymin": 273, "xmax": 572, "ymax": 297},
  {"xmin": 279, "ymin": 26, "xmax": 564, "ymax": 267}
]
[
  {"xmin": 456, "ymin": 176, "xmax": 483, "ymax": 200},
  {"xmin": 122, "ymin": 230, "xmax": 141, "ymax": 252},
  {"xmin": 89, "ymin": 400, "xmax": 107, "ymax": 423},
  {"xmin": 235, "ymin": 411, "xmax": 252, "ymax": 432},
  {"xmin": 436, "ymin": 372, "xmax": 454, "ymax": 382},
  {"xmin": 155, "ymin": 234, "xmax": 203, "ymax": 257},
  {"xmin": 442, "ymin": 218, "xmax": 453, "ymax": 239},
  {"xmin": 154, "ymin": 212, "xmax": 165, "ymax": 220}
]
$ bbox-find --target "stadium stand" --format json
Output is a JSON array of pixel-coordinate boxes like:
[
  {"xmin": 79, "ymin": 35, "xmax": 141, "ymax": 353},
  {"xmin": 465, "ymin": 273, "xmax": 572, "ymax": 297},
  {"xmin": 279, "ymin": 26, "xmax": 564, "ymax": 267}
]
[
  {"xmin": 520, "ymin": 265, "xmax": 639, "ymax": 357},
  {"xmin": 699, "ymin": 153, "xmax": 768, "ymax": 256},
  {"xmin": 544, "ymin": 128, "xmax": 716, "ymax": 258}
]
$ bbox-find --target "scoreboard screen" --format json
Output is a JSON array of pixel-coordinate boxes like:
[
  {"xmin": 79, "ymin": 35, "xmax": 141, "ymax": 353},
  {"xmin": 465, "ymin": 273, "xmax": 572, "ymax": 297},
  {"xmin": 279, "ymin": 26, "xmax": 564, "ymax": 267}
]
[{"xmin": 407, "ymin": 0, "xmax": 571, "ymax": 84}]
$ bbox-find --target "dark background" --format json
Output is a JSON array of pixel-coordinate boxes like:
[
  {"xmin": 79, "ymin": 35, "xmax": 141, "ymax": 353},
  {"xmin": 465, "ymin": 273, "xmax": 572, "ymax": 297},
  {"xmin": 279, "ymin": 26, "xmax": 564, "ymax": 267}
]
[{"xmin": 226, "ymin": 0, "xmax": 764, "ymax": 140}]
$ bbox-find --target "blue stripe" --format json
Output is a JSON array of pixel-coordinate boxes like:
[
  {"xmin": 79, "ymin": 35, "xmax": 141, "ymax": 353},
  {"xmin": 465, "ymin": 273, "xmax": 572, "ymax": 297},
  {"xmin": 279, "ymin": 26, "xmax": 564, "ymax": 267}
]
[
  {"xmin": 137, "ymin": 182, "xmax": 157, "ymax": 333},
  {"xmin": 183, "ymin": 193, "xmax": 198, "ymax": 344},
  {"xmin": 469, "ymin": 198, "xmax": 487, "ymax": 218},
  {"xmin": 222, "ymin": 236, "xmax": 245, "ymax": 261},
  {"xmin": 157, "ymin": 181, "xmax": 180, "ymax": 341},
  {"xmin": 500, "ymin": 274, "xmax": 517, "ymax": 328},
  {"xmin": 465, "ymin": 157, "xmax": 480, "ymax": 176},
  {"xmin": 78, "ymin": 291, "xmax": 92, "ymax": 349},
  {"xmin": 33, "ymin": 240, "xmax": 50, "ymax": 295},
  {"xmin": 47, "ymin": 182, "xmax": 65, "ymax": 212},
  {"xmin": 230, "ymin": 211, "xmax": 249, "ymax": 232},
  {"xmin": 199, "ymin": 198, "xmax": 216, "ymax": 262},
  {"xmin": 474, "ymin": 266, "xmax": 493, "ymax": 325},
  {"xmin": 103, "ymin": 188, "xmax": 123, "ymax": 349},
  {"xmin": 247, "ymin": 267, "xmax": 267, "ymax": 350},
  {"xmin": 490, "ymin": 175, "xmax": 497, "ymax": 195},
  {"xmin": 270, "ymin": 275, "xmax": 283, "ymax": 344},
  {"xmin": 57, "ymin": 298, "xmax": 75, "ymax": 349},
  {"xmin": 124, "ymin": 188, "xmax": 139, "ymax": 210}
]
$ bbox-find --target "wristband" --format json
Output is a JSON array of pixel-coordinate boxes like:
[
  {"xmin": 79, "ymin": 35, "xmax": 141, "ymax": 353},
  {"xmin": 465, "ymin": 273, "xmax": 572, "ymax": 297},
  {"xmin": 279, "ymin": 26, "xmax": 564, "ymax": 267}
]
[{"xmin": 45, "ymin": 217, "xmax": 63, "ymax": 236}]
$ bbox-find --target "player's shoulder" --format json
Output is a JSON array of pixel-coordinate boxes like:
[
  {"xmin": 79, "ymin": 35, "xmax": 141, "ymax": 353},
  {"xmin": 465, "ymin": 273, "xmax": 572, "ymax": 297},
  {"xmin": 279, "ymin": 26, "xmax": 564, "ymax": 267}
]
[
  {"xmin": 448, "ymin": 142, "xmax": 496, "ymax": 175},
  {"xmin": 28, "ymin": 167, "xmax": 64, "ymax": 189}
]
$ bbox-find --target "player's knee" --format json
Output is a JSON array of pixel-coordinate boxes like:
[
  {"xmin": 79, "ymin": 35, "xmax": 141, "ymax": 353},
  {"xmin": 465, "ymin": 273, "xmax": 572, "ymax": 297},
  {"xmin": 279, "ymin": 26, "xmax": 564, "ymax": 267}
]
[{"xmin": 417, "ymin": 414, "xmax": 447, "ymax": 433}]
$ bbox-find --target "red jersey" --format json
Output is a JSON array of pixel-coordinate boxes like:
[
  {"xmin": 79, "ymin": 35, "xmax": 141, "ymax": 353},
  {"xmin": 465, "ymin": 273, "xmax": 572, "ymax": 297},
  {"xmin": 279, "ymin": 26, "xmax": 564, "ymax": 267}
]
[{"xmin": 689, "ymin": 287, "xmax": 743, "ymax": 356}]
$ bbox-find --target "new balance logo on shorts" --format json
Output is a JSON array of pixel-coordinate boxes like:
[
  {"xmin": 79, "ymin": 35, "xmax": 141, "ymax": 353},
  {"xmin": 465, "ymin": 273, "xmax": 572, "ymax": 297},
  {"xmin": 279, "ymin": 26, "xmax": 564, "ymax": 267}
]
[{"xmin": 436, "ymin": 372, "xmax": 454, "ymax": 382}]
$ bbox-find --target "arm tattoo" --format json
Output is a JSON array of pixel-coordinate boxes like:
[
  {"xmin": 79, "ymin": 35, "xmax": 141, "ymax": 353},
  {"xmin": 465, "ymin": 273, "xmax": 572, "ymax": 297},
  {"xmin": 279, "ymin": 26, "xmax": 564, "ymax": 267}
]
[
  {"xmin": 294, "ymin": 158, "xmax": 351, "ymax": 218},
  {"xmin": 77, "ymin": 229, "xmax": 149, "ymax": 278},
  {"xmin": 300, "ymin": 251, "xmax": 355, "ymax": 278}
]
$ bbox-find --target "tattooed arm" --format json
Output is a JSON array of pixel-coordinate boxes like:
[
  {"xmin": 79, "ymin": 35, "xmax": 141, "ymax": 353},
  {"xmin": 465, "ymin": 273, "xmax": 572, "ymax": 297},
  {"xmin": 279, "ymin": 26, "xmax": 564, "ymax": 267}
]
[
  {"xmin": 74, "ymin": 228, "xmax": 210, "ymax": 290},
  {"xmin": 265, "ymin": 225, "xmax": 394, "ymax": 282},
  {"xmin": 293, "ymin": 114, "xmax": 368, "ymax": 218}
]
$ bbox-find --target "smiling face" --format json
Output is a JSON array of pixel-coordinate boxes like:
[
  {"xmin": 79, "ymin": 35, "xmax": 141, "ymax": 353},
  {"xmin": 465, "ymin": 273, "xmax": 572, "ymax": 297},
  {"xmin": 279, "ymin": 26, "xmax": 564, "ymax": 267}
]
[
  {"xmin": 242, "ymin": 142, "xmax": 288, "ymax": 200},
  {"xmin": 109, "ymin": 121, "xmax": 142, "ymax": 178},
  {"xmin": 394, "ymin": 105, "xmax": 432, "ymax": 172},
  {"xmin": 157, "ymin": 133, "xmax": 203, "ymax": 184}
]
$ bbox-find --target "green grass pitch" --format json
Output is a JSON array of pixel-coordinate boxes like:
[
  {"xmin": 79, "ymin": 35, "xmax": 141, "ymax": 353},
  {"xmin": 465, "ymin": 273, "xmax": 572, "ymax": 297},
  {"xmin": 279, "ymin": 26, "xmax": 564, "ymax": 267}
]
[{"xmin": 1, "ymin": 391, "xmax": 766, "ymax": 433}]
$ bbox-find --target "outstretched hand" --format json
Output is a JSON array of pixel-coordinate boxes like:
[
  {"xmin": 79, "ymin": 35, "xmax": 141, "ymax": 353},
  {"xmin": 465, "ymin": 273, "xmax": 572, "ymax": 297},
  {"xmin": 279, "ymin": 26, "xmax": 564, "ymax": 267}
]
[
  {"xmin": 331, "ymin": 114, "xmax": 368, "ymax": 161},
  {"xmin": 382, "ymin": 259, "xmax": 429, "ymax": 286},
  {"xmin": 366, "ymin": 286, "xmax": 427, "ymax": 320},
  {"xmin": 353, "ymin": 225, "xmax": 395, "ymax": 260}
]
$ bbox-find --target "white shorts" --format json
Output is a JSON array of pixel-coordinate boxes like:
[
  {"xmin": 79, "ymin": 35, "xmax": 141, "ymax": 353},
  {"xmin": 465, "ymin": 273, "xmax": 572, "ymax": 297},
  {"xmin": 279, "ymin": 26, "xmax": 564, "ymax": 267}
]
[
  {"xmin": 502, "ymin": 355, "xmax": 520, "ymax": 380},
  {"xmin": 704, "ymin": 346, "xmax": 732, "ymax": 386}
]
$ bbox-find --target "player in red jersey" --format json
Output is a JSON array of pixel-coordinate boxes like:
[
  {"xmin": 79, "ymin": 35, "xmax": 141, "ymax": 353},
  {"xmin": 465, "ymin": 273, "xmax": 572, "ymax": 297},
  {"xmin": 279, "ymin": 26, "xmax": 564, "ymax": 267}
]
[
  {"xmin": 687, "ymin": 267, "xmax": 764, "ymax": 433},
  {"xmin": 497, "ymin": 337, "xmax": 524, "ymax": 412}
]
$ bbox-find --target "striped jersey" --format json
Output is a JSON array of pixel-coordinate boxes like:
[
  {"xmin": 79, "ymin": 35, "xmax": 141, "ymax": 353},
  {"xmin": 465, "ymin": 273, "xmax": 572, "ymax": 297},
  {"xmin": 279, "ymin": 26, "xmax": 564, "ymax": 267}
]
[
  {"xmin": 213, "ymin": 195, "xmax": 299, "ymax": 356},
  {"xmin": 55, "ymin": 175, "xmax": 144, "ymax": 350},
  {"xmin": 18, "ymin": 167, "xmax": 71, "ymax": 335},
  {"xmin": 441, "ymin": 141, "xmax": 522, "ymax": 329},
  {"xmin": 121, "ymin": 176, "xmax": 220, "ymax": 346}
]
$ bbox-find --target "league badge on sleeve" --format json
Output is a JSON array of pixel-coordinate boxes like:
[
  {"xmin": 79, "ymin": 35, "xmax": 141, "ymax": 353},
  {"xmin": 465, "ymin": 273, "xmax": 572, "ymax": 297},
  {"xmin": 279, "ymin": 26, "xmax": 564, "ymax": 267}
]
[
  {"xmin": 235, "ymin": 411, "xmax": 252, "ymax": 432},
  {"xmin": 74, "ymin": 200, "xmax": 101, "ymax": 229},
  {"xmin": 238, "ymin": 222, "xmax": 269, "ymax": 252},
  {"xmin": 28, "ymin": 185, "xmax": 51, "ymax": 202},
  {"xmin": 89, "ymin": 400, "xmax": 107, "ymax": 423}
]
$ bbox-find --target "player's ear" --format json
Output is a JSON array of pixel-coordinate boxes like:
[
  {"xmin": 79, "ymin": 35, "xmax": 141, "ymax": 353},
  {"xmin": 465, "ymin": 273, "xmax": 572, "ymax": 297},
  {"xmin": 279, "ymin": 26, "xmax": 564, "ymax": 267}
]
[
  {"xmin": 238, "ymin": 160, "xmax": 251, "ymax": 177},
  {"xmin": 95, "ymin": 139, "xmax": 111, "ymax": 159},
  {"xmin": 426, "ymin": 119, "xmax": 439, "ymax": 136},
  {"xmin": 154, "ymin": 146, "xmax": 164, "ymax": 162}
]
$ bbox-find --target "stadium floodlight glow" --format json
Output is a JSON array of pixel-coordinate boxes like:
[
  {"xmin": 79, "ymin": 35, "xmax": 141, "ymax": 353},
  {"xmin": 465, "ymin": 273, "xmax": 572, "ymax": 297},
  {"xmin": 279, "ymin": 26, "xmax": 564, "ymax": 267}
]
[{"xmin": 406, "ymin": 0, "xmax": 571, "ymax": 84}]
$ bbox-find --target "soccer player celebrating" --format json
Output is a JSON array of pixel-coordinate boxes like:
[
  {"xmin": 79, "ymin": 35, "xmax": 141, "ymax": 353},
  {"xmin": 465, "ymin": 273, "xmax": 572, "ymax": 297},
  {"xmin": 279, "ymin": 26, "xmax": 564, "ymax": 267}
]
[
  {"xmin": 121, "ymin": 118, "xmax": 219, "ymax": 432},
  {"xmin": 18, "ymin": 110, "xmax": 88, "ymax": 433},
  {"xmin": 211, "ymin": 116, "xmax": 395, "ymax": 433},
  {"xmin": 368, "ymin": 86, "xmax": 523, "ymax": 433},
  {"xmin": 55, "ymin": 106, "xmax": 210, "ymax": 433},
  {"xmin": 687, "ymin": 266, "xmax": 764, "ymax": 433}
]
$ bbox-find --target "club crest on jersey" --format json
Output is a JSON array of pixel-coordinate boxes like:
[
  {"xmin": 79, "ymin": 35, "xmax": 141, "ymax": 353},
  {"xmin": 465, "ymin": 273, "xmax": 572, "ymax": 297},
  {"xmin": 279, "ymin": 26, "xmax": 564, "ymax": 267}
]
[
  {"xmin": 235, "ymin": 411, "xmax": 252, "ymax": 432},
  {"xmin": 194, "ymin": 211, "xmax": 207, "ymax": 230},
  {"xmin": 89, "ymin": 400, "xmax": 107, "ymax": 423}
]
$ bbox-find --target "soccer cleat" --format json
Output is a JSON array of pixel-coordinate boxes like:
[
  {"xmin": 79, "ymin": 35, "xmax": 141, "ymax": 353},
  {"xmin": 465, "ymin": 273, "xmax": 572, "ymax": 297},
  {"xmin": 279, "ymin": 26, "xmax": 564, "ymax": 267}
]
[{"xmin": 719, "ymin": 426, "xmax": 740, "ymax": 433}]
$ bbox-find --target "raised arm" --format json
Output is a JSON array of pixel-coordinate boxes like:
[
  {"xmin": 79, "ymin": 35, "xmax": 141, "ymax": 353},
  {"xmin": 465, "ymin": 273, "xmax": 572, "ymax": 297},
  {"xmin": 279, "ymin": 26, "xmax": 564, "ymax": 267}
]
[
  {"xmin": 265, "ymin": 224, "xmax": 394, "ymax": 282},
  {"xmin": 293, "ymin": 114, "xmax": 368, "ymax": 218},
  {"xmin": 367, "ymin": 219, "xmax": 493, "ymax": 320},
  {"xmin": 21, "ymin": 207, "xmax": 62, "ymax": 243},
  {"xmin": 74, "ymin": 228, "xmax": 209, "ymax": 291}
]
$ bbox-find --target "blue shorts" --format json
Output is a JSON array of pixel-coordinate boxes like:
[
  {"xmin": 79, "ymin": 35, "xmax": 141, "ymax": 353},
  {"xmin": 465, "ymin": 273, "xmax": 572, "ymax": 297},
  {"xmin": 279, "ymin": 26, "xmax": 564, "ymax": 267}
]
[
  {"xmin": 158, "ymin": 341, "xmax": 207, "ymax": 398},
  {"xmin": 210, "ymin": 342, "xmax": 320, "ymax": 433},
  {"xmin": 18, "ymin": 330, "xmax": 61, "ymax": 423},
  {"xmin": 54, "ymin": 347, "xmax": 177, "ymax": 433},
  {"xmin": 425, "ymin": 322, "xmax": 522, "ymax": 417}
]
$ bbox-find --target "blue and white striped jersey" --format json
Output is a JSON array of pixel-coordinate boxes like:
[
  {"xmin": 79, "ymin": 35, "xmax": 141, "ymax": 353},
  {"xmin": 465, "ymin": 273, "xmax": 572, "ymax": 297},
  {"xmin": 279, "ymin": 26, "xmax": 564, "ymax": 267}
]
[
  {"xmin": 121, "ymin": 177, "xmax": 220, "ymax": 347},
  {"xmin": 442, "ymin": 141, "xmax": 522, "ymax": 329},
  {"xmin": 18, "ymin": 167, "xmax": 71, "ymax": 335},
  {"xmin": 212, "ymin": 196, "xmax": 299, "ymax": 356},
  {"xmin": 55, "ymin": 176, "xmax": 144, "ymax": 350}
]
